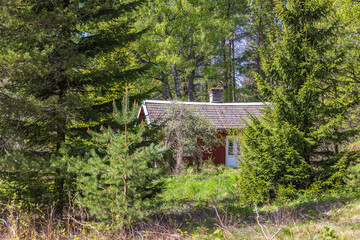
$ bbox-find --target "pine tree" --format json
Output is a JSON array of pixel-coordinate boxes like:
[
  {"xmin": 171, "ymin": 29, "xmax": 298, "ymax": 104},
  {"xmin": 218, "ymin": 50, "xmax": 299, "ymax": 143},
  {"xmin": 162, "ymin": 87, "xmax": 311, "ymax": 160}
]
[
  {"xmin": 73, "ymin": 88, "xmax": 166, "ymax": 227},
  {"xmin": 0, "ymin": 1, "xmax": 147, "ymax": 212},
  {"xmin": 238, "ymin": 0, "xmax": 359, "ymax": 203}
]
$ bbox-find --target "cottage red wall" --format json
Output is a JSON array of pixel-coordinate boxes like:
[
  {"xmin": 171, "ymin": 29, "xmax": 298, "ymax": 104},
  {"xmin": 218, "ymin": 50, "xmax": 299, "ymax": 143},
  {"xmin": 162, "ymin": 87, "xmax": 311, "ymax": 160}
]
[
  {"xmin": 138, "ymin": 108, "xmax": 145, "ymax": 119},
  {"xmin": 206, "ymin": 144, "xmax": 225, "ymax": 165},
  {"xmin": 175, "ymin": 132, "xmax": 227, "ymax": 165},
  {"xmin": 203, "ymin": 132, "xmax": 226, "ymax": 165}
]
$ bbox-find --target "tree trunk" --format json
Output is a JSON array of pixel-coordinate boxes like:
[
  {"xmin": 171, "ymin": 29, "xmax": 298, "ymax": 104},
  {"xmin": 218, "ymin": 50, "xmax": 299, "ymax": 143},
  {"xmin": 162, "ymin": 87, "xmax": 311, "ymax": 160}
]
[
  {"xmin": 221, "ymin": 39, "xmax": 228, "ymax": 86},
  {"xmin": 172, "ymin": 65, "xmax": 181, "ymax": 99},
  {"xmin": 175, "ymin": 136, "xmax": 184, "ymax": 174},
  {"xmin": 187, "ymin": 70, "xmax": 195, "ymax": 101},
  {"xmin": 161, "ymin": 71, "xmax": 173, "ymax": 100},
  {"xmin": 232, "ymin": 37, "xmax": 236, "ymax": 102},
  {"xmin": 55, "ymin": 78, "xmax": 66, "ymax": 218},
  {"xmin": 124, "ymin": 121, "xmax": 128, "ymax": 196}
]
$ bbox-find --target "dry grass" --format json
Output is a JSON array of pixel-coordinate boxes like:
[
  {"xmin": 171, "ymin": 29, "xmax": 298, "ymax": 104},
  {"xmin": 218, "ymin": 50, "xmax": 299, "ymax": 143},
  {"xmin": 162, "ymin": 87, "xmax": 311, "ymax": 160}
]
[
  {"xmin": 230, "ymin": 200, "xmax": 360, "ymax": 240},
  {"xmin": 0, "ymin": 201, "xmax": 188, "ymax": 240},
  {"xmin": 0, "ymin": 197, "xmax": 359, "ymax": 239},
  {"xmin": 154, "ymin": 197, "xmax": 360, "ymax": 240}
]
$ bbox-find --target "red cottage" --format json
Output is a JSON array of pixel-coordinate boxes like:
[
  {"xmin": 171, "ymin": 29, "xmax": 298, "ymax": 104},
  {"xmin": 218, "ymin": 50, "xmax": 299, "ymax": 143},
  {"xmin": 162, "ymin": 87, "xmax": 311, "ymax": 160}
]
[{"xmin": 137, "ymin": 88, "xmax": 265, "ymax": 168}]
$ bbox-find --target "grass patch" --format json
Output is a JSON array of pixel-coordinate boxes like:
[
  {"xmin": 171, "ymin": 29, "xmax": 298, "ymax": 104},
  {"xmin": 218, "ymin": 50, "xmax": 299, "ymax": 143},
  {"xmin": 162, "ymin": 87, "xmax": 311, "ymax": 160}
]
[{"xmin": 160, "ymin": 166, "xmax": 240, "ymax": 209}]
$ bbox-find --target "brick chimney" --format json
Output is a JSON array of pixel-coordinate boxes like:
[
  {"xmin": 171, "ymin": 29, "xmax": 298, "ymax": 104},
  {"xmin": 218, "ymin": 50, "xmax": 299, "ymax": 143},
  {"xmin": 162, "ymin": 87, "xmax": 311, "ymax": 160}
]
[{"xmin": 208, "ymin": 88, "xmax": 224, "ymax": 103}]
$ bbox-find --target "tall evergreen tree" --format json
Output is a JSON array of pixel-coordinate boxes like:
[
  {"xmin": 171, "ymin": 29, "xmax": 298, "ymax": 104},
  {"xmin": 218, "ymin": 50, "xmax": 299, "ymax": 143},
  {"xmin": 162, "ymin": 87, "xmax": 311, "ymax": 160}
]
[
  {"xmin": 0, "ymin": 0, "xmax": 146, "ymax": 212},
  {"xmin": 238, "ymin": 0, "xmax": 359, "ymax": 203}
]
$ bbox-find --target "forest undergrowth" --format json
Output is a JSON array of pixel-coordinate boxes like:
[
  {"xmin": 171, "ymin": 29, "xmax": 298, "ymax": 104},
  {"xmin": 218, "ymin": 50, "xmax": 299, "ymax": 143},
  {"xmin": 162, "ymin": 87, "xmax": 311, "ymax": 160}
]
[{"xmin": 0, "ymin": 167, "xmax": 359, "ymax": 240}]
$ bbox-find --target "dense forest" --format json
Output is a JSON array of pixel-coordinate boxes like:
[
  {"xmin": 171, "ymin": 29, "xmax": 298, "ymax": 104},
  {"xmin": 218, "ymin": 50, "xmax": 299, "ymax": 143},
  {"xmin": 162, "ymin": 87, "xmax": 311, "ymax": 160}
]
[{"xmin": 0, "ymin": 0, "xmax": 360, "ymax": 239}]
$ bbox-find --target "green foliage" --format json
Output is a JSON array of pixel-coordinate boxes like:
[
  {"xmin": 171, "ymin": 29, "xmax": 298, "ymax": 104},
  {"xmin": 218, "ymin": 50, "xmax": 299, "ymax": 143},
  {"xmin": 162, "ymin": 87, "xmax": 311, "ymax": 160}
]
[
  {"xmin": 1, "ymin": 0, "xmax": 360, "ymax": 231},
  {"xmin": 334, "ymin": 0, "xmax": 360, "ymax": 88},
  {"xmin": 160, "ymin": 167, "xmax": 239, "ymax": 208},
  {"xmin": 274, "ymin": 184, "xmax": 299, "ymax": 204},
  {"xmin": 237, "ymin": 162, "xmax": 271, "ymax": 204},
  {"xmin": 242, "ymin": 0, "xmax": 276, "ymax": 85},
  {"xmin": 0, "ymin": 0, "xmax": 146, "ymax": 153},
  {"xmin": 237, "ymin": 114, "xmax": 315, "ymax": 204},
  {"xmin": 237, "ymin": 0, "xmax": 360, "ymax": 204},
  {"xmin": 72, "ymin": 90, "xmax": 166, "ymax": 227},
  {"xmin": 164, "ymin": 104, "xmax": 219, "ymax": 173},
  {"xmin": 0, "ymin": 0, "xmax": 148, "ymax": 212},
  {"xmin": 319, "ymin": 226, "xmax": 338, "ymax": 240},
  {"xmin": 345, "ymin": 162, "xmax": 360, "ymax": 189},
  {"xmin": 239, "ymin": 116, "xmax": 312, "ymax": 202},
  {"xmin": 134, "ymin": 0, "xmax": 246, "ymax": 101},
  {"xmin": 0, "ymin": 152, "xmax": 76, "ymax": 209}
]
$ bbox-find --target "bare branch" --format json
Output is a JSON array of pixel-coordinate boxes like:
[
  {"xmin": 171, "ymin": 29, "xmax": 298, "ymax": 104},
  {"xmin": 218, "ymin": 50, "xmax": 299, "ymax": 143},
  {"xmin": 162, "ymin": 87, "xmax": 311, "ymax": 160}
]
[
  {"xmin": 0, "ymin": 137, "xmax": 17, "ymax": 162},
  {"xmin": 254, "ymin": 203, "xmax": 282, "ymax": 240},
  {"xmin": 213, "ymin": 206, "xmax": 234, "ymax": 238}
]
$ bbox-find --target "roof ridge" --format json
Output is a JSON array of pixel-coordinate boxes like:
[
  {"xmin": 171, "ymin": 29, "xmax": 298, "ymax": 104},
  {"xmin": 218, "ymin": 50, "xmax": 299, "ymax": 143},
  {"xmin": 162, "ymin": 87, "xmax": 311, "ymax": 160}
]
[{"xmin": 143, "ymin": 100, "xmax": 268, "ymax": 106}]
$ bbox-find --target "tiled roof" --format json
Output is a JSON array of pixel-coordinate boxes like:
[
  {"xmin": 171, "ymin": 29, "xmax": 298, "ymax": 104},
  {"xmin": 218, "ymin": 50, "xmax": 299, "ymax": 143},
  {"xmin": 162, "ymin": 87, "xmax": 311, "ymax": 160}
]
[{"xmin": 139, "ymin": 100, "xmax": 266, "ymax": 129}]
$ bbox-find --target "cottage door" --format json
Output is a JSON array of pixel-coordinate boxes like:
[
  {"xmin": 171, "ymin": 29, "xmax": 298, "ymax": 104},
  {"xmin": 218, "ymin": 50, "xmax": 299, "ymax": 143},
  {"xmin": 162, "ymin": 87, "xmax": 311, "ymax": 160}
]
[{"xmin": 225, "ymin": 136, "xmax": 239, "ymax": 168}]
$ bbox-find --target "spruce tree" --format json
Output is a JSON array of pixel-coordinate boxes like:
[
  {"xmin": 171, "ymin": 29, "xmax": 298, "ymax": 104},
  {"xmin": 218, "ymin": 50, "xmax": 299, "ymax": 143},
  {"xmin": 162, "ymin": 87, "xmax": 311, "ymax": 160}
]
[
  {"xmin": 238, "ymin": 0, "xmax": 359, "ymax": 203},
  {"xmin": 0, "ymin": 1, "xmax": 147, "ymax": 211},
  {"xmin": 73, "ymin": 88, "xmax": 166, "ymax": 227}
]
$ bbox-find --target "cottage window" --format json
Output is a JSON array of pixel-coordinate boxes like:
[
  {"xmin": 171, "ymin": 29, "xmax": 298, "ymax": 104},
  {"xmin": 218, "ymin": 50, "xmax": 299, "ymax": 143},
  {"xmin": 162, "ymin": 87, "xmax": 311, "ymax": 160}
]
[
  {"xmin": 227, "ymin": 136, "xmax": 241, "ymax": 156},
  {"xmin": 227, "ymin": 139, "xmax": 234, "ymax": 155}
]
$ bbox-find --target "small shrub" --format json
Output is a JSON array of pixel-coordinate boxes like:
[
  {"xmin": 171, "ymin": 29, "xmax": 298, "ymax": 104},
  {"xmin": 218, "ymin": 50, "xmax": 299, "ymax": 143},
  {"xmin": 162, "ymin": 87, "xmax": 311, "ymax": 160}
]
[
  {"xmin": 345, "ymin": 162, "xmax": 360, "ymax": 188},
  {"xmin": 319, "ymin": 226, "xmax": 338, "ymax": 240},
  {"xmin": 275, "ymin": 184, "xmax": 299, "ymax": 204}
]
